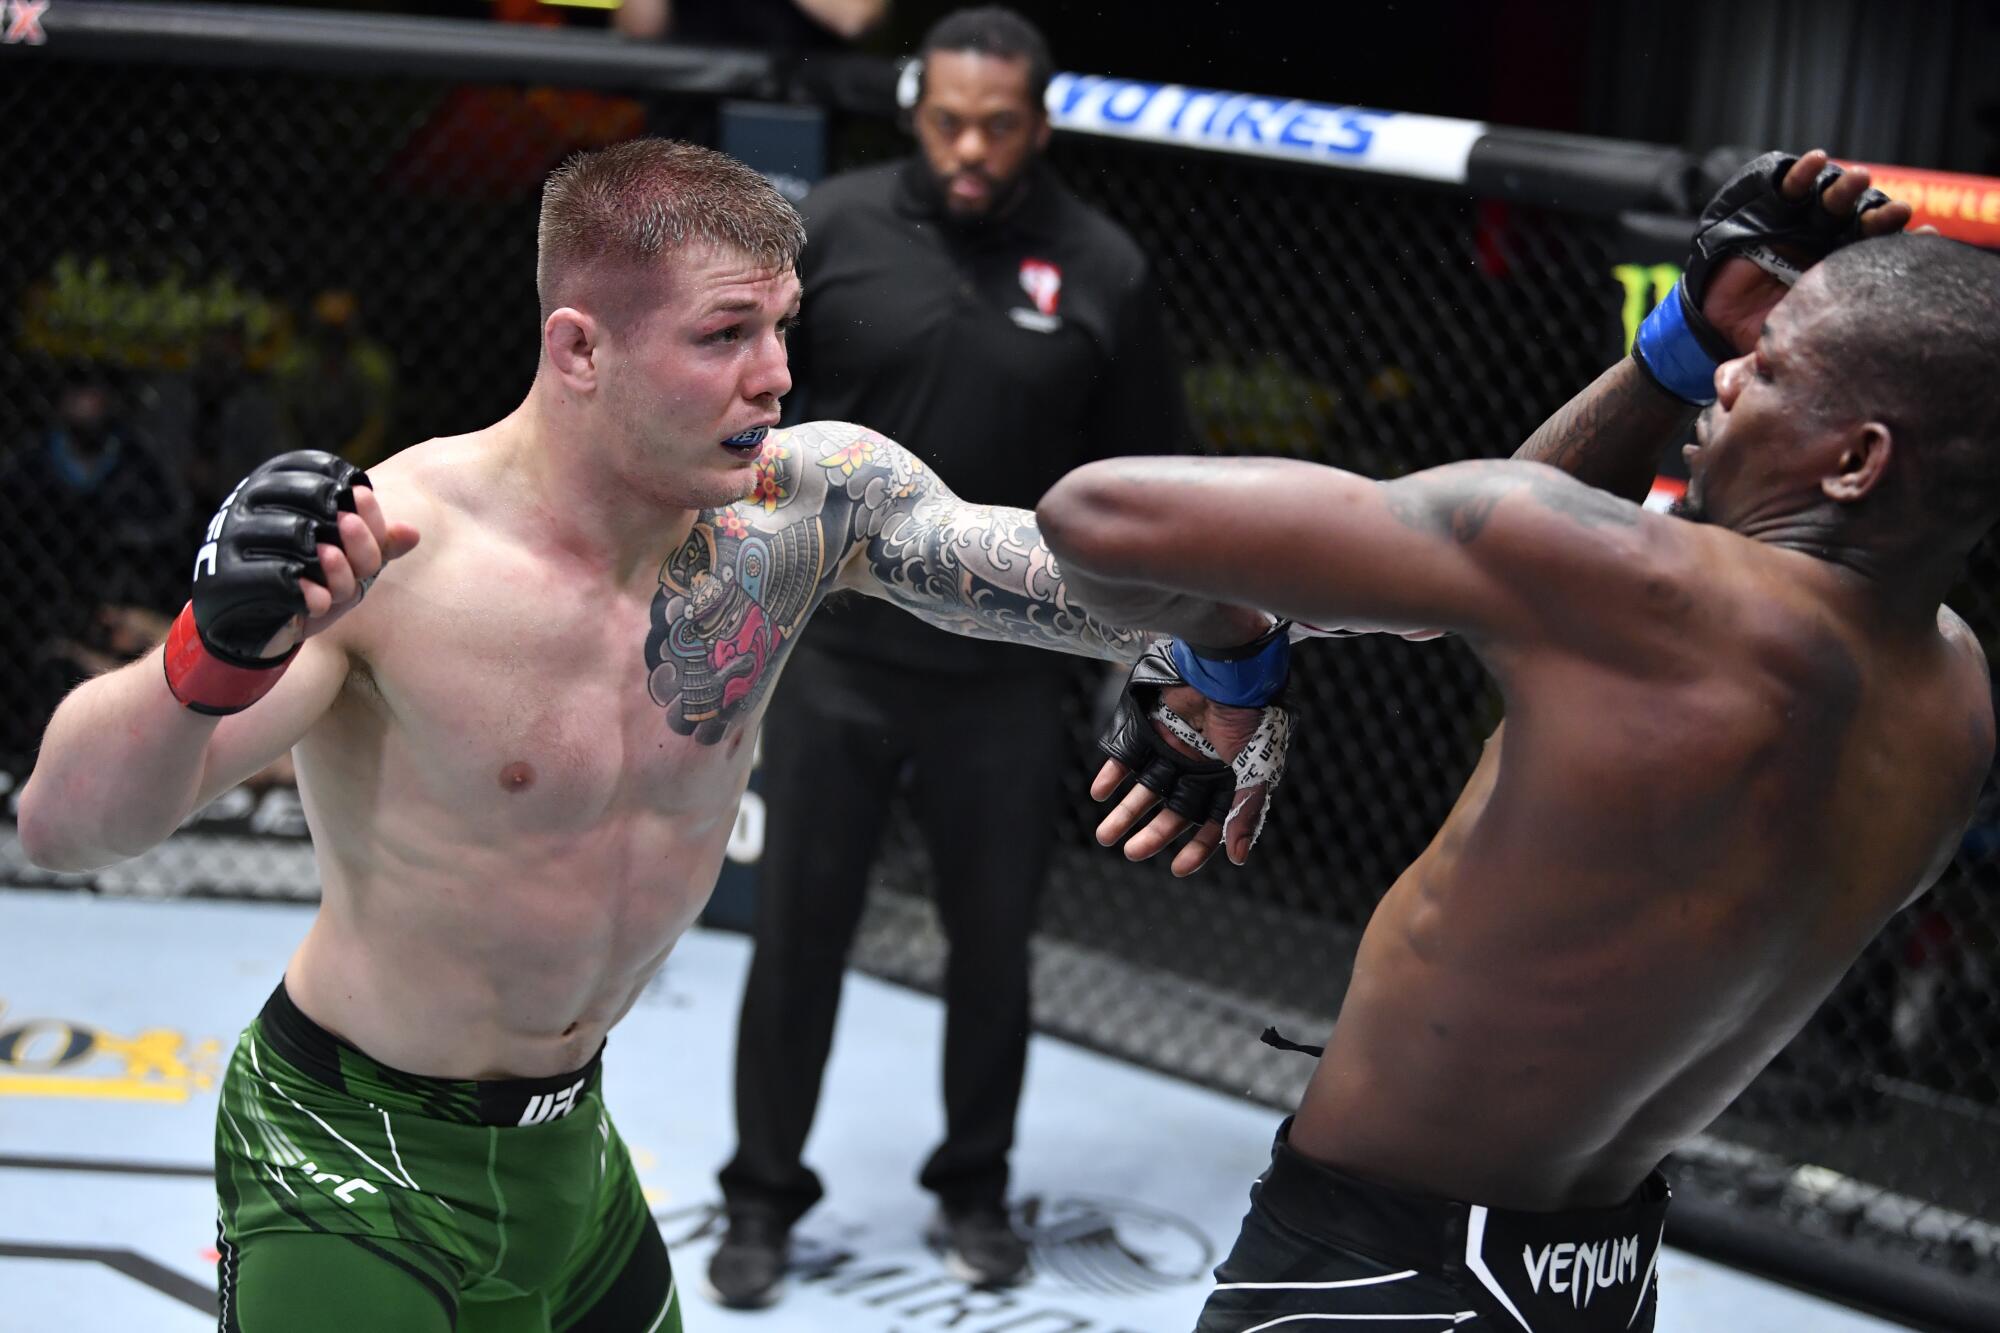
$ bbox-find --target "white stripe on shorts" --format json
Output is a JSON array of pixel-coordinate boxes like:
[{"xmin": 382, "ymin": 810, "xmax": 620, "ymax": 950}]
[
  {"xmin": 1235, "ymin": 1313, "xmax": 1477, "ymax": 1331},
  {"xmin": 643, "ymin": 1276, "xmax": 677, "ymax": 1333},
  {"xmin": 1215, "ymin": 1269, "xmax": 1420, "ymax": 1292},
  {"xmin": 249, "ymin": 1034, "xmax": 407, "ymax": 1198}
]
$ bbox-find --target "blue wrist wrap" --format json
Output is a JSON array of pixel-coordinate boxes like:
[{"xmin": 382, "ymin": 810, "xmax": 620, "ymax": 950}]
[
  {"xmin": 1168, "ymin": 625, "xmax": 1290, "ymax": 707},
  {"xmin": 1633, "ymin": 287, "xmax": 1718, "ymax": 405}
]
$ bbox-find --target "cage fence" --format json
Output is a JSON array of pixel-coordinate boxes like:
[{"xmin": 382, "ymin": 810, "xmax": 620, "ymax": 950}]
[{"xmin": 2, "ymin": 25, "xmax": 1996, "ymax": 1319}]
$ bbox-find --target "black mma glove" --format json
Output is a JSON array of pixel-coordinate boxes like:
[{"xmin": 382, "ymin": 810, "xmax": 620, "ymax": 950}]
[
  {"xmin": 1634, "ymin": 151, "xmax": 1891, "ymax": 404},
  {"xmin": 164, "ymin": 450, "xmax": 368, "ymax": 715},
  {"xmin": 1099, "ymin": 638, "xmax": 1292, "ymax": 844}
]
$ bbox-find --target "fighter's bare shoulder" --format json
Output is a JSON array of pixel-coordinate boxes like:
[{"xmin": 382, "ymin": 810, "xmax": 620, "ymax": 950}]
[
  {"xmin": 1391, "ymin": 459, "xmax": 1685, "ymax": 587},
  {"xmin": 1374, "ymin": 460, "xmax": 1709, "ymax": 664},
  {"xmin": 349, "ymin": 434, "xmax": 459, "ymax": 530},
  {"xmin": 741, "ymin": 421, "xmax": 932, "ymax": 540},
  {"xmin": 763, "ymin": 420, "xmax": 924, "ymax": 490},
  {"xmin": 305, "ymin": 438, "xmax": 457, "ymax": 655},
  {"xmin": 1938, "ymin": 603, "xmax": 1991, "ymax": 670},
  {"xmin": 1387, "ymin": 460, "xmax": 1648, "ymax": 539}
]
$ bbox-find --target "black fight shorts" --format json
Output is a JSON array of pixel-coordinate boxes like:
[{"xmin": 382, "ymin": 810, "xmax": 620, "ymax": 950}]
[{"xmin": 1194, "ymin": 1120, "xmax": 1668, "ymax": 1332}]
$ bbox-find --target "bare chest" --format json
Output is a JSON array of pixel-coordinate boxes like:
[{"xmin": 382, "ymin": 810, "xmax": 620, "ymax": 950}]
[{"xmin": 350, "ymin": 561, "xmax": 772, "ymax": 830}]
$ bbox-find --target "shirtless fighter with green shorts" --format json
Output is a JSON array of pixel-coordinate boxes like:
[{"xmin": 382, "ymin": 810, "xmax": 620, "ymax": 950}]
[{"xmin": 18, "ymin": 140, "xmax": 1290, "ymax": 1332}]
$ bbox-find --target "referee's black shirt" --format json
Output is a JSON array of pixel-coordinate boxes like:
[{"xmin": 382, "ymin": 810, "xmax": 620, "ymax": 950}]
[{"xmin": 786, "ymin": 158, "xmax": 1190, "ymax": 675}]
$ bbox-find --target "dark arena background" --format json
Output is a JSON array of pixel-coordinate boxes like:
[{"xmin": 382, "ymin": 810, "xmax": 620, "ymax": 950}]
[{"xmin": 3, "ymin": 3, "xmax": 1999, "ymax": 1331}]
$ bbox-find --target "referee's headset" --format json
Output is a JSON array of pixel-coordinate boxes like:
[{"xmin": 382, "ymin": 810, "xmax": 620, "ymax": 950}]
[{"xmin": 894, "ymin": 55, "xmax": 924, "ymax": 133}]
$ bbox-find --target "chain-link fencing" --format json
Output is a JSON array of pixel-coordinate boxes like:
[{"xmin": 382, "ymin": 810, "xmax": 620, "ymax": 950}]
[{"xmin": 1, "ymin": 13, "xmax": 1994, "ymax": 1324}]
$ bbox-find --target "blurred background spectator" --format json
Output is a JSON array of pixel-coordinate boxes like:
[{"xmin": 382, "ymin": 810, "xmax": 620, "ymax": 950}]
[
  {"xmin": 272, "ymin": 289, "xmax": 397, "ymax": 469},
  {"xmin": 142, "ymin": 317, "xmax": 285, "ymax": 515},
  {"xmin": 0, "ymin": 367, "xmax": 188, "ymax": 765}
]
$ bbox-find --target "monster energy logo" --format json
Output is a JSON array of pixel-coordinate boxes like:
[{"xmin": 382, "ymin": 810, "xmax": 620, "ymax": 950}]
[{"xmin": 1614, "ymin": 263, "xmax": 1682, "ymax": 358}]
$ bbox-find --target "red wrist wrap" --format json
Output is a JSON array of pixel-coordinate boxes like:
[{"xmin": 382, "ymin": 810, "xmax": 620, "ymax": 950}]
[{"xmin": 162, "ymin": 603, "xmax": 298, "ymax": 716}]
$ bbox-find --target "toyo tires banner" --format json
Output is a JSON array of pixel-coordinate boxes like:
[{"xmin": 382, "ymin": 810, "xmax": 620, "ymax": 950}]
[{"xmin": 1044, "ymin": 73, "xmax": 1486, "ymax": 184}]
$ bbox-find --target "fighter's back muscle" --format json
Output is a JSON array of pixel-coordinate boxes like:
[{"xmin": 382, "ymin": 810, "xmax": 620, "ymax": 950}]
[
  {"xmin": 1478, "ymin": 523, "xmax": 1983, "ymax": 897},
  {"xmin": 1302, "ymin": 526, "xmax": 1989, "ymax": 1206}
]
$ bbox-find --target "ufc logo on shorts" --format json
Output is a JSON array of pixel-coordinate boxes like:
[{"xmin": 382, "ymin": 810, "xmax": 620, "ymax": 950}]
[
  {"xmin": 298, "ymin": 1159, "xmax": 380, "ymax": 1207},
  {"xmin": 518, "ymin": 1076, "xmax": 586, "ymax": 1126},
  {"xmin": 4, "ymin": 0, "xmax": 50, "ymax": 45},
  {"xmin": 193, "ymin": 479, "xmax": 246, "ymax": 580}
]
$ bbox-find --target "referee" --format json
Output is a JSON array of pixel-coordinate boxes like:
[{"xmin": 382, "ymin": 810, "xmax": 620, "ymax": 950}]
[{"xmin": 709, "ymin": 5, "xmax": 1191, "ymax": 1308}]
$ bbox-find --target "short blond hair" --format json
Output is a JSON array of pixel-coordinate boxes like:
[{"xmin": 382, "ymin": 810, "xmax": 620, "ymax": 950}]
[{"xmin": 536, "ymin": 138, "xmax": 805, "ymax": 319}]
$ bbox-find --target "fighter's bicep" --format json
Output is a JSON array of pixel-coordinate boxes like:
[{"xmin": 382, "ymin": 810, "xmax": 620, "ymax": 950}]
[
  {"xmin": 1366, "ymin": 462, "xmax": 1673, "ymax": 645},
  {"xmin": 838, "ymin": 490, "xmax": 1052, "ymax": 620},
  {"xmin": 822, "ymin": 445, "xmax": 1142, "ymax": 660},
  {"xmin": 1063, "ymin": 456, "xmax": 1652, "ymax": 643},
  {"xmin": 821, "ymin": 429, "xmax": 968, "ymax": 600},
  {"xmin": 192, "ymin": 637, "xmax": 351, "ymax": 810},
  {"xmin": 1058, "ymin": 457, "xmax": 1531, "ymax": 640}
]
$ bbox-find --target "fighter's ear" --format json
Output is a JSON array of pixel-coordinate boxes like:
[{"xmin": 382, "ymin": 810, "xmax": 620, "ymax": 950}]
[
  {"xmin": 545, "ymin": 308, "xmax": 600, "ymax": 391},
  {"xmin": 896, "ymin": 55, "xmax": 923, "ymax": 135},
  {"xmin": 1822, "ymin": 421, "xmax": 1893, "ymax": 504}
]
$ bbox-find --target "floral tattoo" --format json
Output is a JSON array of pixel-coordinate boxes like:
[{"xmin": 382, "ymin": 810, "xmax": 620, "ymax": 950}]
[{"xmin": 644, "ymin": 422, "xmax": 1145, "ymax": 744}]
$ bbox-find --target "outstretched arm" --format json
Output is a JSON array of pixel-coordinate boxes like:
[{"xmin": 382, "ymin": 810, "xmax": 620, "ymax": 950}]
[
  {"xmin": 1038, "ymin": 453, "xmax": 1665, "ymax": 653},
  {"xmin": 822, "ymin": 424, "xmax": 1271, "ymax": 656},
  {"xmin": 804, "ymin": 421, "xmax": 1280, "ymax": 874}
]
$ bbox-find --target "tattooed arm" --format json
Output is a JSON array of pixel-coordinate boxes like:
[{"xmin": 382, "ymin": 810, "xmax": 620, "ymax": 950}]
[
  {"xmin": 810, "ymin": 422, "xmax": 1271, "ymax": 659},
  {"xmin": 1038, "ymin": 453, "xmax": 1679, "ymax": 655}
]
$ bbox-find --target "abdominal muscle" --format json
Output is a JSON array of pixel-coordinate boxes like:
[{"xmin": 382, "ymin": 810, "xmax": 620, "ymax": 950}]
[{"xmin": 282, "ymin": 765, "xmax": 743, "ymax": 1082}]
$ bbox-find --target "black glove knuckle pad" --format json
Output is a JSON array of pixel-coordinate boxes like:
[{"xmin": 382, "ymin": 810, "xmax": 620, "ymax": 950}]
[
  {"xmin": 250, "ymin": 471, "xmax": 347, "ymax": 540},
  {"xmin": 1689, "ymin": 152, "xmax": 1887, "ymax": 298},
  {"xmin": 1667, "ymin": 151, "xmax": 1891, "ymax": 369},
  {"xmin": 190, "ymin": 449, "xmax": 364, "ymax": 663}
]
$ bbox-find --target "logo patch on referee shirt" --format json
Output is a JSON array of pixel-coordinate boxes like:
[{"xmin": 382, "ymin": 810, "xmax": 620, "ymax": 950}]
[{"xmin": 1019, "ymin": 258, "xmax": 1063, "ymax": 315}]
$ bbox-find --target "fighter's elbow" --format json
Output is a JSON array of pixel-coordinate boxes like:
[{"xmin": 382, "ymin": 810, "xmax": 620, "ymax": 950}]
[
  {"xmin": 16, "ymin": 788, "xmax": 76, "ymax": 872},
  {"xmin": 1034, "ymin": 482, "xmax": 1090, "ymax": 563},
  {"xmin": 16, "ymin": 776, "xmax": 126, "ymax": 873},
  {"xmin": 1037, "ymin": 463, "xmax": 1148, "ymax": 578}
]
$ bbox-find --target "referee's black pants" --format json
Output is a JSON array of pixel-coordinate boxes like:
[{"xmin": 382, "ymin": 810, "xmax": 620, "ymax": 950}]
[{"xmin": 718, "ymin": 641, "xmax": 1072, "ymax": 1227}]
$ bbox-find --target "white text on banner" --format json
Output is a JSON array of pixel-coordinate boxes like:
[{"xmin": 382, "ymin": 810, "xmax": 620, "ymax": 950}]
[{"xmin": 1046, "ymin": 74, "xmax": 1486, "ymax": 184}]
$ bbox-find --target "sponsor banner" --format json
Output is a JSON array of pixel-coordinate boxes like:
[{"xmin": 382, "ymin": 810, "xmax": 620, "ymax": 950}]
[
  {"xmin": 1046, "ymin": 73, "xmax": 1484, "ymax": 184},
  {"xmin": 1843, "ymin": 161, "xmax": 2000, "ymax": 249}
]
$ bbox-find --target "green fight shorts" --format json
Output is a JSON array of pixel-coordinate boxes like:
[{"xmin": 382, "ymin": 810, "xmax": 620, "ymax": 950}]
[{"xmin": 212, "ymin": 982, "xmax": 680, "ymax": 1333}]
